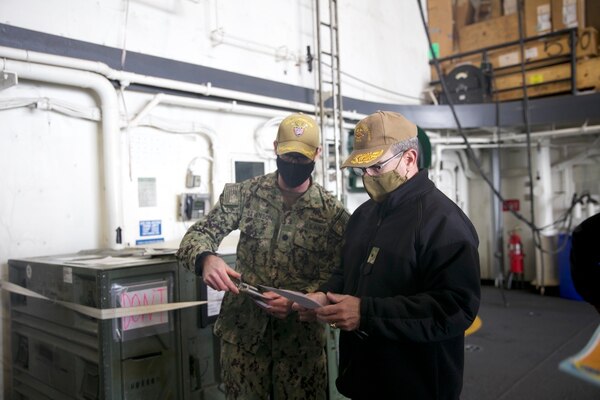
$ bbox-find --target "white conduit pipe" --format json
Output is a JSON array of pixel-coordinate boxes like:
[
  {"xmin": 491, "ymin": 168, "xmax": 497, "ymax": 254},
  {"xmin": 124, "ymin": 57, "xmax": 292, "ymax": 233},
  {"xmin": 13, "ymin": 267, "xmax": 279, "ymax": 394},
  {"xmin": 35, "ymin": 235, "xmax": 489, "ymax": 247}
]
[
  {"xmin": 154, "ymin": 93, "xmax": 293, "ymax": 120},
  {"xmin": 129, "ymin": 93, "xmax": 294, "ymax": 205},
  {"xmin": 535, "ymin": 140, "xmax": 555, "ymax": 235},
  {"xmin": 436, "ymin": 143, "xmax": 530, "ymax": 150},
  {"xmin": 432, "ymin": 142, "xmax": 529, "ymax": 188},
  {"xmin": 501, "ymin": 124, "xmax": 600, "ymax": 141},
  {"xmin": 0, "ymin": 46, "xmax": 371, "ymax": 123},
  {"xmin": 0, "ymin": 97, "xmax": 100, "ymax": 120},
  {"xmin": 428, "ymin": 136, "xmax": 492, "ymax": 145},
  {"xmin": 1, "ymin": 58, "xmax": 123, "ymax": 249},
  {"xmin": 553, "ymin": 148, "xmax": 600, "ymax": 171},
  {"xmin": 0, "ymin": 45, "xmax": 334, "ymax": 249},
  {"xmin": 129, "ymin": 93, "xmax": 166, "ymax": 127},
  {"xmin": 428, "ymin": 124, "xmax": 600, "ymax": 146},
  {"xmin": 6, "ymin": 46, "xmax": 598, "ymax": 140},
  {"xmin": 0, "ymin": 45, "xmax": 317, "ymax": 114},
  {"xmin": 254, "ymin": 116, "xmax": 286, "ymax": 159}
]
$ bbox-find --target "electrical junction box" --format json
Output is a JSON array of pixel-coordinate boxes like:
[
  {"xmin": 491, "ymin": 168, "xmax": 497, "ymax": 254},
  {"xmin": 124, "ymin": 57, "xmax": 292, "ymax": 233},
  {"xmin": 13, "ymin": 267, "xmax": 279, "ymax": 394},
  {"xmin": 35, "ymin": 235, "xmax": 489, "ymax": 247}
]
[{"xmin": 180, "ymin": 193, "xmax": 210, "ymax": 221}]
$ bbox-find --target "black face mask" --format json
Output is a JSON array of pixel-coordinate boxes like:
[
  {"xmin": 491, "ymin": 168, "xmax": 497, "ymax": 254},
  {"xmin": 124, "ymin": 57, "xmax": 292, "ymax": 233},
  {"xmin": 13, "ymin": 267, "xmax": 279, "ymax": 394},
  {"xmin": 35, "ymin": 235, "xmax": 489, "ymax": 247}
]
[{"xmin": 276, "ymin": 156, "xmax": 315, "ymax": 188}]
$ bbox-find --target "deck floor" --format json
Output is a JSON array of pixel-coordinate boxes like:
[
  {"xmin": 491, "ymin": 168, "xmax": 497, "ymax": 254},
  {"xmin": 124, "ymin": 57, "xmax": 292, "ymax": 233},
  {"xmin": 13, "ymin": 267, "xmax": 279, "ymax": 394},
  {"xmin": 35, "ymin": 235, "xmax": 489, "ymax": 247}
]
[{"xmin": 462, "ymin": 285, "xmax": 600, "ymax": 399}]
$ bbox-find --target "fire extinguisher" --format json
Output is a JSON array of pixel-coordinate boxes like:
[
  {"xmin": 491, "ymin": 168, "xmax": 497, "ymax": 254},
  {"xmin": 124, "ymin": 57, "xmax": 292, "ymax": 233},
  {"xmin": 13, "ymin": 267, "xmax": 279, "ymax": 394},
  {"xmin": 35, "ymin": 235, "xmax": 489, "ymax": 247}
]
[{"xmin": 508, "ymin": 228, "xmax": 525, "ymax": 289}]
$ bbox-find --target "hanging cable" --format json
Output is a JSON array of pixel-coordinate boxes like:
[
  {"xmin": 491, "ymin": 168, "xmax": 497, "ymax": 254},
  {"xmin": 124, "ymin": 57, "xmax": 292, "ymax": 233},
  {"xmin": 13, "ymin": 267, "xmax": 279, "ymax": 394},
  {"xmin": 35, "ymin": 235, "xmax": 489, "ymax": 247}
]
[
  {"xmin": 415, "ymin": 0, "xmax": 581, "ymax": 238},
  {"xmin": 416, "ymin": 0, "xmax": 600, "ymax": 295},
  {"xmin": 416, "ymin": 1, "xmax": 534, "ymax": 228},
  {"xmin": 339, "ymin": 68, "xmax": 427, "ymax": 102},
  {"xmin": 514, "ymin": 0, "xmax": 547, "ymax": 291},
  {"xmin": 316, "ymin": 58, "xmax": 427, "ymax": 102}
]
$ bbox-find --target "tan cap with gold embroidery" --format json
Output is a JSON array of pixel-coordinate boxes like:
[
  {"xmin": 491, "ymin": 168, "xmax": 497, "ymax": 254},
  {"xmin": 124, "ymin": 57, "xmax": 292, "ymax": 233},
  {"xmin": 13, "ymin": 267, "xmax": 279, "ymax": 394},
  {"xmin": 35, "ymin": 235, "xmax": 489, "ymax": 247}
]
[
  {"xmin": 276, "ymin": 113, "xmax": 320, "ymax": 159},
  {"xmin": 342, "ymin": 111, "xmax": 417, "ymax": 168}
]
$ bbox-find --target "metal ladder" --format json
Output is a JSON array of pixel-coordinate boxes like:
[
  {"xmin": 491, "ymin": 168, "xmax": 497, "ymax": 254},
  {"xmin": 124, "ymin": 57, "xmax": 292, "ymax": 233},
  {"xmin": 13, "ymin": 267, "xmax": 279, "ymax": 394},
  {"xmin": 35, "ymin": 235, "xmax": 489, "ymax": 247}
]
[{"xmin": 314, "ymin": 0, "xmax": 345, "ymax": 200}]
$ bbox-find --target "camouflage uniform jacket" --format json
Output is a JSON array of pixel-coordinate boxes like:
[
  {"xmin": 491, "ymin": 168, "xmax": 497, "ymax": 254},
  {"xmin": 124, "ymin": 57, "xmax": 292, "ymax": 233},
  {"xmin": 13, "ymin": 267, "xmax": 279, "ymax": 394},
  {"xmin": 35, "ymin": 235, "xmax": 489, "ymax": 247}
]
[{"xmin": 177, "ymin": 172, "xmax": 349, "ymax": 354}]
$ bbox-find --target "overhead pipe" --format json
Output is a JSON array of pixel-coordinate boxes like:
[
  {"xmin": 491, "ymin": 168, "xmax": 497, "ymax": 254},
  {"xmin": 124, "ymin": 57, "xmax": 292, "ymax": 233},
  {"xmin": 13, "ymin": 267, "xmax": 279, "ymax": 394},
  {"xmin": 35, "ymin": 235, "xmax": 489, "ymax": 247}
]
[
  {"xmin": 0, "ymin": 45, "xmax": 362, "ymax": 196},
  {"xmin": 0, "ymin": 45, "xmax": 317, "ymax": 114},
  {"xmin": 428, "ymin": 124, "xmax": 600, "ymax": 146},
  {"xmin": 0, "ymin": 45, "xmax": 334, "ymax": 249},
  {"xmin": 5, "ymin": 45, "xmax": 597, "ymax": 241},
  {"xmin": 128, "ymin": 93, "xmax": 166, "ymax": 128},
  {"xmin": 501, "ymin": 125, "xmax": 600, "ymax": 142},
  {"xmin": 0, "ymin": 45, "xmax": 371, "ymax": 124},
  {"xmin": 490, "ymin": 147, "xmax": 506, "ymax": 289},
  {"xmin": 432, "ymin": 142, "xmax": 528, "ymax": 172},
  {"xmin": 1, "ymin": 58, "xmax": 123, "ymax": 249},
  {"xmin": 428, "ymin": 135, "xmax": 492, "ymax": 145},
  {"xmin": 0, "ymin": 97, "xmax": 100, "ymax": 121},
  {"xmin": 127, "ymin": 93, "xmax": 295, "ymax": 206},
  {"xmin": 4, "ymin": 45, "xmax": 598, "ymax": 140},
  {"xmin": 254, "ymin": 116, "xmax": 287, "ymax": 160},
  {"xmin": 0, "ymin": 57, "xmax": 320, "ymax": 248},
  {"xmin": 552, "ymin": 142, "xmax": 600, "ymax": 171},
  {"xmin": 431, "ymin": 142, "xmax": 529, "ymax": 201}
]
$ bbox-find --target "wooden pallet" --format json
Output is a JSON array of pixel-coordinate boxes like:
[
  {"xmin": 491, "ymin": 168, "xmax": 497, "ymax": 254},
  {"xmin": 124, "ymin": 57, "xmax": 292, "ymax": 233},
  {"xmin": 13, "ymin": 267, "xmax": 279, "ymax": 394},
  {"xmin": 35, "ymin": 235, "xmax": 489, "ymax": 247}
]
[
  {"xmin": 493, "ymin": 57, "xmax": 600, "ymax": 101},
  {"xmin": 432, "ymin": 27, "xmax": 598, "ymax": 81}
]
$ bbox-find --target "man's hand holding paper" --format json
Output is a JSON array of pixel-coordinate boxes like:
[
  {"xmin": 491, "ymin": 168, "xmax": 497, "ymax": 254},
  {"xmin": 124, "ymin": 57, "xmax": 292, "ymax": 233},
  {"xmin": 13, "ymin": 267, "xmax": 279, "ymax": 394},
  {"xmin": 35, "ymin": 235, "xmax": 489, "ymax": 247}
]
[
  {"xmin": 261, "ymin": 291, "xmax": 293, "ymax": 319},
  {"xmin": 292, "ymin": 292, "xmax": 328, "ymax": 322}
]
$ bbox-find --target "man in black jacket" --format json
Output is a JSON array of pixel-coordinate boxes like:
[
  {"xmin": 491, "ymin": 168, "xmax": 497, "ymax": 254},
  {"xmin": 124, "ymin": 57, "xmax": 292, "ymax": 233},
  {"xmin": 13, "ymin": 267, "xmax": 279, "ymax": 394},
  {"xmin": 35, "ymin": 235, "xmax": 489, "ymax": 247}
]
[{"xmin": 296, "ymin": 111, "xmax": 481, "ymax": 399}]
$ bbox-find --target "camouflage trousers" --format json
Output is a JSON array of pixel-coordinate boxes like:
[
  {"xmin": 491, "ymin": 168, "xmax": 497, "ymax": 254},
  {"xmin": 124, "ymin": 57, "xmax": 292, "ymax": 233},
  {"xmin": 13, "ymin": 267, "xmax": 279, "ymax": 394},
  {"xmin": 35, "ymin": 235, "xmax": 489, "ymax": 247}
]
[{"xmin": 220, "ymin": 335, "xmax": 327, "ymax": 400}]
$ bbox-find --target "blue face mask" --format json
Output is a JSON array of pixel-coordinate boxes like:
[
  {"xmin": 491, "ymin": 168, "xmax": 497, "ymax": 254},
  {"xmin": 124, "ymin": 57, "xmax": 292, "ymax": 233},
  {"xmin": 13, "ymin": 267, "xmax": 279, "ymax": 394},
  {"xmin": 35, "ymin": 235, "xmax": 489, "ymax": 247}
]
[{"xmin": 276, "ymin": 156, "xmax": 315, "ymax": 188}]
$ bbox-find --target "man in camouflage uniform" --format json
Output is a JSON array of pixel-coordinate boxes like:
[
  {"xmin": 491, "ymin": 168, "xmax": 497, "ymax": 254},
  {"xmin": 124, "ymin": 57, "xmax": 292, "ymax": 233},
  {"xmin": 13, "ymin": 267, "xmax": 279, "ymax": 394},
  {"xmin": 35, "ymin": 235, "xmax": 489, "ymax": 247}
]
[{"xmin": 177, "ymin": 113, "xmax": 349, "ymax": 400}]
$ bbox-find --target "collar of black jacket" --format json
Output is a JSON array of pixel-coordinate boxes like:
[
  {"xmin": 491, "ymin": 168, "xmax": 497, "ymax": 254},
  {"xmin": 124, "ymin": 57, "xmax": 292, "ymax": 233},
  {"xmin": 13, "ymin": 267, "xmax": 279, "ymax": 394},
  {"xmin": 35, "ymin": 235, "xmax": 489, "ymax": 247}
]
[{"xmin": 376, "ymin": 169, "xmax": 433, "ymax": 213}]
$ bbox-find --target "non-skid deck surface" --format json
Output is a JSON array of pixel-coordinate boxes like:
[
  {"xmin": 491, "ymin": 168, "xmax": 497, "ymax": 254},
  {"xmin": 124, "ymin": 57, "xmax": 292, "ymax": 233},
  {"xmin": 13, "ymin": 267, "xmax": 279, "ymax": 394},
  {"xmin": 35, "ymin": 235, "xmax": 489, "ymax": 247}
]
[{"xmin": 462, "ymin": 285, "xmax": 600, "ymax": 399}]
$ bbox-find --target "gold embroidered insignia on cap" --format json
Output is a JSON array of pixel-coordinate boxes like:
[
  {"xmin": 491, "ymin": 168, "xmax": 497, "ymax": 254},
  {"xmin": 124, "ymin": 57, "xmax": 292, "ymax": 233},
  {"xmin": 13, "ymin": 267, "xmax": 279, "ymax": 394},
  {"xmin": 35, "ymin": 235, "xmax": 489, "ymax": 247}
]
[
  {"xmin": 354, "ymin": 123, "xmax": 371, "ymax": 143},
  {"xmin": 351, "ymin": 150, "xmax": 383, "ymax": 164},
  {"xmin": 287, "ymin": 117, "xmax": 310, "ymax": 137}
]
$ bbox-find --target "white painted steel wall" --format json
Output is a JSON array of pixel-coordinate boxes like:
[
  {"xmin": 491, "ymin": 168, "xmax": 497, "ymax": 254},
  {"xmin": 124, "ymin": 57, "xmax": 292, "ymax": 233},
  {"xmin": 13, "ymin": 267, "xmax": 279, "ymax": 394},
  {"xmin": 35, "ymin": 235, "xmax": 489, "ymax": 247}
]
[{"xmin": 0, "ymin": 0, "xmax": 430, "ymax": 104}]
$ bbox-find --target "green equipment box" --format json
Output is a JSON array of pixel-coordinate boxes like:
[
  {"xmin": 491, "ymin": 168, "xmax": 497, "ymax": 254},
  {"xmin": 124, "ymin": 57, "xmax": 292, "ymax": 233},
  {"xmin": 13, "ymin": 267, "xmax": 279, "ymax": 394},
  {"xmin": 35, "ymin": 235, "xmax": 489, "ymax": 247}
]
[{"xmin": 8, "ymin": 250, "xmax": 225, "ymax": 400}]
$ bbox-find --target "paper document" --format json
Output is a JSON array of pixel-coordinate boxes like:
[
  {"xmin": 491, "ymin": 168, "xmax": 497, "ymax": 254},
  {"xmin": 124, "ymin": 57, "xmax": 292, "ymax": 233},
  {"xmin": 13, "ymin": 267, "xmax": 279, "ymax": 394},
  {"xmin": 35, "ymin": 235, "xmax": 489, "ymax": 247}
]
[
  {"xmin": 66, "ymin": 256, "xmax": 150, "ymax": 266},
  {"xmin": 258, "ymin": 285, "xmax": 322, "ymax": 309}
]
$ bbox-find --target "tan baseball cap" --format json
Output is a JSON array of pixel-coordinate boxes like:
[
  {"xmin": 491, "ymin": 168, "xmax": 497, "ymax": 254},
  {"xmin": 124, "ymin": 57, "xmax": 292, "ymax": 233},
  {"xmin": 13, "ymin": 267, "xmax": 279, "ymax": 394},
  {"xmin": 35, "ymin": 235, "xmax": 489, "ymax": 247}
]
[
  {"xmin": 342, "ymin": 111, "xmax": 417, "ymax": 168},
  {"xmin": 276, "ymin": 113, "xmax": 320, "ymax": 159}
]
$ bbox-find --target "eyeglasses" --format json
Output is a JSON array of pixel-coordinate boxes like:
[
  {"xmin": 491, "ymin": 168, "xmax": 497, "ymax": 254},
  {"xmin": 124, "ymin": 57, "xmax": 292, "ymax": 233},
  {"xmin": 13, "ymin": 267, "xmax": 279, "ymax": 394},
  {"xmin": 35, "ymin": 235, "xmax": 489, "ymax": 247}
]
[{"xmin": 351, "ymin": 151, "xmax": 404, "ymax": 176}]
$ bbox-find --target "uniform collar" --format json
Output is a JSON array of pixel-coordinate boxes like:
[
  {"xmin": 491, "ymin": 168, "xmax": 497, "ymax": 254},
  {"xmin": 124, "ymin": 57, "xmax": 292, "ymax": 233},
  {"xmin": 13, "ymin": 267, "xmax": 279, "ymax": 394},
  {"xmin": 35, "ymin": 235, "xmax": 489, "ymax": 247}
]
[{"xmin": 256, "ymin": 172, "xmax": 325, "ymax": 210}]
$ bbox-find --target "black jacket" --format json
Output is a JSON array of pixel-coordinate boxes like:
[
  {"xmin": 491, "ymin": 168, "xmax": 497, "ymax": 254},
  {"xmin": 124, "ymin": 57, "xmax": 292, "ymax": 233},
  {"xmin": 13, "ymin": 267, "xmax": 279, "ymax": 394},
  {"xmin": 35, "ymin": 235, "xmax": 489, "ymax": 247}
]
[{"xmin": 320, "ymin": 170, "xmax": 481, "ymax": 399}]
